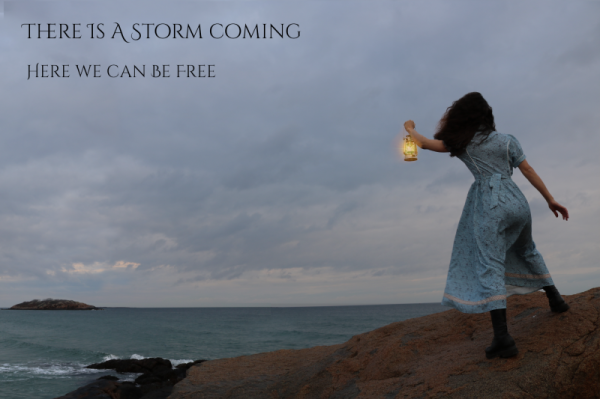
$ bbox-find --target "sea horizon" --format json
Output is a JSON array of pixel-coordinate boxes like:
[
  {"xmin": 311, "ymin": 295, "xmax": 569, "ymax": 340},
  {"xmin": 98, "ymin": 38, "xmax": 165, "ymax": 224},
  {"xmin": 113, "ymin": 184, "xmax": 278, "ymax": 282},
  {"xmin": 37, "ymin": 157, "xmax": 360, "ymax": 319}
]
[
  {"xmin": 1, "ymin": 303, "xmax": 447, "ymax": 399},
  {"xmin": 1, "ymin": 301, "xmax": 445, "ymax": 309}
]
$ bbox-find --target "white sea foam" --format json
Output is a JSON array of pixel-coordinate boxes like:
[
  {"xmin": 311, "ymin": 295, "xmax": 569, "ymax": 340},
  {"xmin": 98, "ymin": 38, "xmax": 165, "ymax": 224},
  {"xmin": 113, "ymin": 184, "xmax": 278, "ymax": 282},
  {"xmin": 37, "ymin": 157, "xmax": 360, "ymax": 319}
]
[
  {"xmin": 0, "ymin": 362, "xmax": 103, "ymax": 376},
  {"xmin": 170, "ymin": 359, "xmax": 194, "ymax": 367},
  {"xmin": 0, "ymin": 354, "xmax": 199, "ymax": 378}
]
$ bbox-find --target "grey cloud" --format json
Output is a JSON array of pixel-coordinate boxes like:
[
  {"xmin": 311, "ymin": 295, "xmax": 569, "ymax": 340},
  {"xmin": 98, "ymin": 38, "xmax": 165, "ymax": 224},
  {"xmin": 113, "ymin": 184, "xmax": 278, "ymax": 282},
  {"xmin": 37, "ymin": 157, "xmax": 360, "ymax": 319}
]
[
  {"xmin": 327, "ymin": 201, "xmax": 359, "ymax": 229},
  {"xmin": 0, "ymin": 1, "xmax": 598, "ymax": 305}
]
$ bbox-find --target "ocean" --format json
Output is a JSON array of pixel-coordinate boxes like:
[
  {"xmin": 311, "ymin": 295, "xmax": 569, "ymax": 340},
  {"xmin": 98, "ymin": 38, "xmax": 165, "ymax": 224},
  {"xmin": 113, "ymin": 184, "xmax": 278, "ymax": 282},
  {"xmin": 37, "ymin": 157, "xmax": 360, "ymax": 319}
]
[{"xmin": 0, "ymin": 303, "xmax": 447, "ymax": 399}]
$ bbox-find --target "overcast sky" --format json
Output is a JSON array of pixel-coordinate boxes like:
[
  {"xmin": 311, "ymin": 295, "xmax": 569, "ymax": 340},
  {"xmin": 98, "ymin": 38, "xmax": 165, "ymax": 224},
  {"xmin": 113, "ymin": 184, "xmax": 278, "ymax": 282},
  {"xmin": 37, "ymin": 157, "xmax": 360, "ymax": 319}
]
[{"xmin": 0, "ymin": 0, "xmax": 598, "ymax": 307}]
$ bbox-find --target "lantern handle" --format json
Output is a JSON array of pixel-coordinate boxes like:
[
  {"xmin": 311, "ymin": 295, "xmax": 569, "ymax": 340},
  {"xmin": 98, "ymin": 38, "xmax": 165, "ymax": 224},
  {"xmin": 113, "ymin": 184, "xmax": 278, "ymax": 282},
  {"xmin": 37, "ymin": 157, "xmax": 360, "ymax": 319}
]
[{"xmin": 403, "ymin": 122, "xmax": 449, "ymax": 153}]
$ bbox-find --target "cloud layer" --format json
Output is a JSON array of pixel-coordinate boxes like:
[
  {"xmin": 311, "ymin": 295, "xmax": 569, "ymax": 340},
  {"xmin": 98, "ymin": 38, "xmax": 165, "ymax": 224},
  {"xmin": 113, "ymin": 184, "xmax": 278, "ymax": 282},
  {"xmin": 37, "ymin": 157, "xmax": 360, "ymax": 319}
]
[{"xmin": 0, "ymin": 1, "xmax": 598, "ymax": 306}]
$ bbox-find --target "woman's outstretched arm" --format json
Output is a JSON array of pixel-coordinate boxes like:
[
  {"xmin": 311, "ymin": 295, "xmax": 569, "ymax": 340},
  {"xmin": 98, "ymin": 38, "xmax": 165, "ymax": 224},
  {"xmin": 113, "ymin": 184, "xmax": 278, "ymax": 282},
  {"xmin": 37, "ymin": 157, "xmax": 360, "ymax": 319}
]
[
  {"xmin": 403, "ymin": 120, "xmax": 448, "ymax": 153},
  {"xmin": 518, "ymin": 159, "xmax": 569, "ymax": 220}
]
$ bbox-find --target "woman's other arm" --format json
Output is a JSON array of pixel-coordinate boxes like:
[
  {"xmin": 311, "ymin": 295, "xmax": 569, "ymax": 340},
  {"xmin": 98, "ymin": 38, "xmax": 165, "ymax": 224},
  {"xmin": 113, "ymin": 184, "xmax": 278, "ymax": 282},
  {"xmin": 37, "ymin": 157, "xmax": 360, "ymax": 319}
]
[
  {"xmin": 518, "ymin": 159, "xmax": 569, "ymax": 220},
  {"xmin": 403, "ymin": 120, "xmax": 449, "ymax": 153}
]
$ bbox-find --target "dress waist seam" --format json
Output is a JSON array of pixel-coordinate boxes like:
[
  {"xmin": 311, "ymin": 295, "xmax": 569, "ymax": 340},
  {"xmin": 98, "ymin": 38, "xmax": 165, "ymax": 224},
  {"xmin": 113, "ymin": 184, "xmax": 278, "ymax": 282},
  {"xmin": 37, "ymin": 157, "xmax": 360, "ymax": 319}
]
[{"xmin": 473, "ymin": 174, "xmax": 511, "ymax": 182}]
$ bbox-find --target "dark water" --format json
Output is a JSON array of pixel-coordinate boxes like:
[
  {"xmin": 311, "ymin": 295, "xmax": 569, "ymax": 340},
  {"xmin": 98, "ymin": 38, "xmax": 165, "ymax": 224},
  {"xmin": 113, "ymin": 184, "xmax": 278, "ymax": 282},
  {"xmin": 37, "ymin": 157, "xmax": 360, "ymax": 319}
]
[{"xmin": 0, "ymin": 303, "xmax": 447, "ymax": 399}]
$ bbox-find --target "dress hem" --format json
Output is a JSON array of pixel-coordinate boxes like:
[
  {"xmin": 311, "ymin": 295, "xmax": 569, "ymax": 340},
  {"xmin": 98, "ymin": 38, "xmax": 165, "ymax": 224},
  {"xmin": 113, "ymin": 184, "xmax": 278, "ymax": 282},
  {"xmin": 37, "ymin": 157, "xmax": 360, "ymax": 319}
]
[{"xmin": 442, "ymin": 286, "xmax": 544, "ymax": 314}]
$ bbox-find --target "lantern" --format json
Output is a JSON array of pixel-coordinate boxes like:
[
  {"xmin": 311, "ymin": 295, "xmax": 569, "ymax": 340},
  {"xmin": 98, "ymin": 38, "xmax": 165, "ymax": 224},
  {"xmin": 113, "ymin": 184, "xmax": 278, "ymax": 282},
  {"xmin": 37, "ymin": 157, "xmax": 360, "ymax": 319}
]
[{"xmin": 402, "ymin": 134, "xmax": 418, "ymax": 161}]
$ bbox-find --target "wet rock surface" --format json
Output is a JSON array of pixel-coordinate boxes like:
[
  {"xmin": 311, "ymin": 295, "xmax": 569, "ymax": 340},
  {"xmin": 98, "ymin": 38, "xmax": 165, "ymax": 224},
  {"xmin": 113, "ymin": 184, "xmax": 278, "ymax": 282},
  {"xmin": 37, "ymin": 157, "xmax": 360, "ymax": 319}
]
[
  {"xmin": 171, "ymin": 287, "xmax": 600, "ymax": 399},
  {"xmin": 86, "ymin": 358, "xmax": 174, "ymax": 374},
  {"xmin": 55, "ymin": 359, "xmax": 206, "ymax": 399},
  {"xmin": 9, "ymin": 299, "xmax": 101, "ymax": 310},
  {"xmin": 54, "ymin": 379, "xmax": 120, "ymax": 399}
]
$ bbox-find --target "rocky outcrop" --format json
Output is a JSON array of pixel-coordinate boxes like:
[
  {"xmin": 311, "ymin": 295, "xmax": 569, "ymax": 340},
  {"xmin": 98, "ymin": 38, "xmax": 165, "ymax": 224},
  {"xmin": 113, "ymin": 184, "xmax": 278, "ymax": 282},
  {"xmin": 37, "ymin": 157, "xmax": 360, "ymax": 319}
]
[
  {"xmin": 54, "ymin": 379, "xmax": 136, "ymax": 399},
  {"xmin": 55, "ymin": 358, "xmax": 206, "ymax": 399},
  {"xmin": 86, "ymin": 358, "xmax": 174, "ymax": 374},
  {"xmin": 10, "ymin": 298, "xmax": 101, "ymax": 310},
  {"xmin": 171, "ymin": 287, "xmax": 600, "ymax": 399}
]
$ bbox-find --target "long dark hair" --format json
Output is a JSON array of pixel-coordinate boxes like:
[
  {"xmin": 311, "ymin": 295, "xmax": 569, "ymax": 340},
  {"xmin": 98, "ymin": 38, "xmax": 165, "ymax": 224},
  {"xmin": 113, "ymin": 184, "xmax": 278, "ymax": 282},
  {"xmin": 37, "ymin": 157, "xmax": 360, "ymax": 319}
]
[{"xmin": 433, "ymin": 92, "xmax": 496, "ymax": 157}]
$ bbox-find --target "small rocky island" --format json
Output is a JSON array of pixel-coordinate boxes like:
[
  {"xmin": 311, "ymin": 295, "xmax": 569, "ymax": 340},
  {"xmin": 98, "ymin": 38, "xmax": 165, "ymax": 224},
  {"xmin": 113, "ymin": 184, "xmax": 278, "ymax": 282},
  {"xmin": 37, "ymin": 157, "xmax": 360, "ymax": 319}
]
[{"xmin": 10, "ymin": 298, "xmax": 102, "ymax": 310}]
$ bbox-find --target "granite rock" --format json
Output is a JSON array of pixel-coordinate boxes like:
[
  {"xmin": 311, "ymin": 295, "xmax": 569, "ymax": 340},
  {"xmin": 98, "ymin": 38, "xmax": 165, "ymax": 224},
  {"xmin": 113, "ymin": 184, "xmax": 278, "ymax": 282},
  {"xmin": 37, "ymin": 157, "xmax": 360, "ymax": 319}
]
[{"xmin": 171, "ymin": 287, "xmax": 600, "ymax": 399}]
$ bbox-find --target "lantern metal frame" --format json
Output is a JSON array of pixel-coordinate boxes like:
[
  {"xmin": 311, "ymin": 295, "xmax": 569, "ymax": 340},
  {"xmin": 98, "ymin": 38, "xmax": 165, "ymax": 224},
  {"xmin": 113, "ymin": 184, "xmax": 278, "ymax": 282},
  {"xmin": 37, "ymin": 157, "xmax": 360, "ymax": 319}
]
[{"xmin": 403, "ymin": 134, "xmax": 418, "ymax": 162}]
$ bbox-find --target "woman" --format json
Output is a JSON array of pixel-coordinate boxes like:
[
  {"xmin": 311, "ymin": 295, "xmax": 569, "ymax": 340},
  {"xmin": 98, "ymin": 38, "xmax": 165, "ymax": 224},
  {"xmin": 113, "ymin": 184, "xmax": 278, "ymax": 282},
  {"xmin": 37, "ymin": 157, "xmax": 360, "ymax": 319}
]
[{"xmin": 404, "ymin": 92, "xmax": 569, "ymax": 360}]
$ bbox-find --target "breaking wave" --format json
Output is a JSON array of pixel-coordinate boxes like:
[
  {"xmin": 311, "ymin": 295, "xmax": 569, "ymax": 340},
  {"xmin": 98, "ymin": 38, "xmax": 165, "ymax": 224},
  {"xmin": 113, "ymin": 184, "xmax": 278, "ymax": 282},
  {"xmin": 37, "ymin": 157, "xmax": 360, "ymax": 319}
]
[
  {"xmin": 102, "ymin": 353, "xmax": 194, "ymax": 367},
  {"xmin": 0, "ymin": 362, "xmax": 103, "ymax": 377}
]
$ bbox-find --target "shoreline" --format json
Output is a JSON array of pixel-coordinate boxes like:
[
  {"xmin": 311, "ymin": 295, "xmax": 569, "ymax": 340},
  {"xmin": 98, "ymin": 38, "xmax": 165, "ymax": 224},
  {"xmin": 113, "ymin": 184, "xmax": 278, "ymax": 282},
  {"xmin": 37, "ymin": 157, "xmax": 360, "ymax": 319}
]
[
  {"xmin": 172, "ymin": 287, "xmax": 599, "ymax": 398},
  {"xmin": 50, "ymin": 287, "xmax": 600, "ymax": 398}
]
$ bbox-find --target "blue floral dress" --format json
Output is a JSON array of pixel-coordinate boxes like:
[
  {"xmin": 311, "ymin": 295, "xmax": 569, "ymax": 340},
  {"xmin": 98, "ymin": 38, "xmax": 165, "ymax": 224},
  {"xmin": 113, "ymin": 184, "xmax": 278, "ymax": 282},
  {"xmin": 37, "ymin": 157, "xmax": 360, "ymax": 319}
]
[{"xmin": 441, "ymin": 131, "xmax": 554, "ymax": 314}]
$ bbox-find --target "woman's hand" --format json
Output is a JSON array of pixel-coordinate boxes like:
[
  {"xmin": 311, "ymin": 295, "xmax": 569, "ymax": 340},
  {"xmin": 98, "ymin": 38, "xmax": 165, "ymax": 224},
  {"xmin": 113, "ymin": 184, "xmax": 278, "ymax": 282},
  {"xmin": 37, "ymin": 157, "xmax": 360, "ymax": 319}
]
[
  {"xmin": 404, "ymin": 120, "xmax": 415, "ymax": 132},
  {"xmin": 548, "ymin": 199, "xmax": 569, "ymax": 221}
]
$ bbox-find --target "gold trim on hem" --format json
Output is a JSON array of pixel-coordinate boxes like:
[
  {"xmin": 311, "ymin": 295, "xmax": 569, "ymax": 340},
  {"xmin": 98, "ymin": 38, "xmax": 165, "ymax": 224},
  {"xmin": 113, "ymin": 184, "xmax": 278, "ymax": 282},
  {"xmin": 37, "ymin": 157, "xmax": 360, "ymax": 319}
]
[
  {"xmin": 505, "ymin": 272, "xmax": 551, "ymax": 280},
  {"xmin": 443, "ymin": 293, "xmax": 506, "ymax": 306}
]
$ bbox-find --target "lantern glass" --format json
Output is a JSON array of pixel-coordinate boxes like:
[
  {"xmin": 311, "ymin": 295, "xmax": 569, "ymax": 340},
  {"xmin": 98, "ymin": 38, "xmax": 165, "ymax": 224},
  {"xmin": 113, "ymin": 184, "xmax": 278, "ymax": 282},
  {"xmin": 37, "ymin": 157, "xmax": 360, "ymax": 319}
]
[{"xmin": 403, "ymin": 134, "xmax": 418, "ymax": 161}]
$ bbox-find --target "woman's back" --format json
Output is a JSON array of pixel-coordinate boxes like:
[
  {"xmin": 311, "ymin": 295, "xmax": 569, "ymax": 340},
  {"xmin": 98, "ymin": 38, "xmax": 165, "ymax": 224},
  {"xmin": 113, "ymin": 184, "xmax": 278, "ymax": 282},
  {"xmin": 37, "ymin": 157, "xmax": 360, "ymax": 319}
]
[{"xmin": 456, "ymin": 131, "xmax": 526, "ymax": 180}]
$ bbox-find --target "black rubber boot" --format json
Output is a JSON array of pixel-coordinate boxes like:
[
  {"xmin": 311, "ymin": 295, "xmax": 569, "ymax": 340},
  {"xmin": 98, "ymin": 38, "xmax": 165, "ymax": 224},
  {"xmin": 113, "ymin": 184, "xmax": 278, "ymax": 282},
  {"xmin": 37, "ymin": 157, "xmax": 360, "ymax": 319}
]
[
  {"xmin": 543, "ymin": 285, "xmax": 570, "ymax": 313},
  {"xmin": 485, "ymin": 309, "xmax": 518, "ymax": 359}
]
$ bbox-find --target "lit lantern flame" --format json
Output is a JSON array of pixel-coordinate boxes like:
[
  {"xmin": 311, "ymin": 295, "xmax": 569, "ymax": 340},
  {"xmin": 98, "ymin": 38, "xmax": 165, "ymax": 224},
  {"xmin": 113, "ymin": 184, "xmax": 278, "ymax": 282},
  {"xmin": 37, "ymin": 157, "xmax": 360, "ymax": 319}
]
[{"xmin": 402, "ymin": 134, "xmax": 418, "ymax": 162}]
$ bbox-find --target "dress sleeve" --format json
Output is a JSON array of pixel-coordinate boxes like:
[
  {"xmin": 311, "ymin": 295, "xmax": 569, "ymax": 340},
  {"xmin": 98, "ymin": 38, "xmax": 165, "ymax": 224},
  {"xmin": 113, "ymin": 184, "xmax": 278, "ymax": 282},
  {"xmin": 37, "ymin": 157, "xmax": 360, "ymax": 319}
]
[{"xmin": 507, "ymin": 134, "xmax": 526, "ymax": 168}]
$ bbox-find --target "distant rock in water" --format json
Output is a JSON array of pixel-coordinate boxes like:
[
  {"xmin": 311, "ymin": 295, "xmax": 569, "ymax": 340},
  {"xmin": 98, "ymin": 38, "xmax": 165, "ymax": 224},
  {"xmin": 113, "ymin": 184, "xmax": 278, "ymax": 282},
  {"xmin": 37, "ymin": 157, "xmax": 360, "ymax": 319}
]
[{"xmin": 10, "ymin": 298, "xmax": 101, "ymax": 310}]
